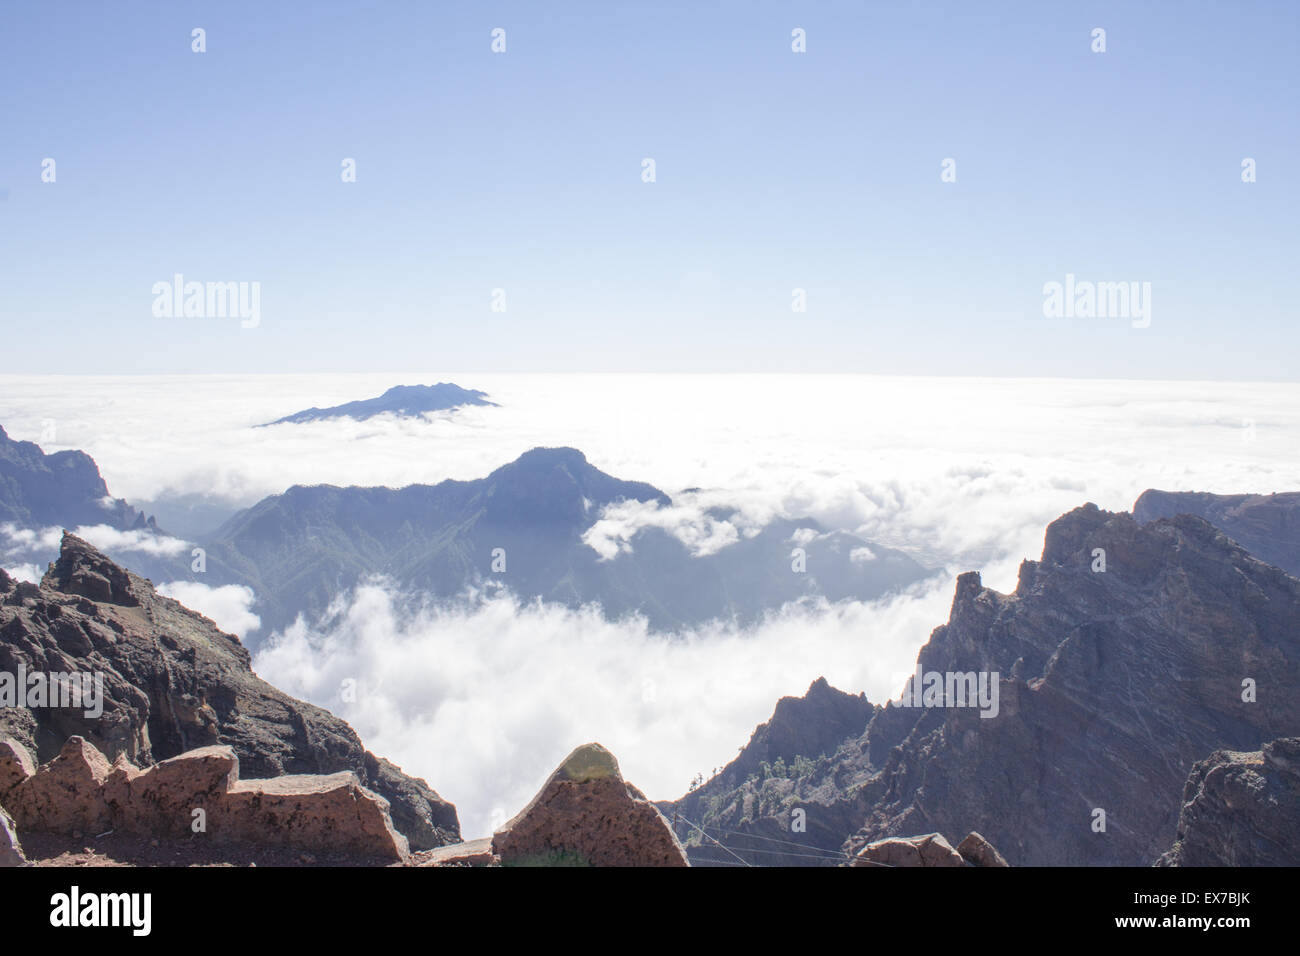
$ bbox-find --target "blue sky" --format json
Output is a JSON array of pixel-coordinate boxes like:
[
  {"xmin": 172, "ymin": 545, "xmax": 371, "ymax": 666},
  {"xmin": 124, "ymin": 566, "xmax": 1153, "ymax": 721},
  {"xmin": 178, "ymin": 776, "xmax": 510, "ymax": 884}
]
[{"xmin": 2, "ymin": 1, "xmax": 1296, "ymax": 378}]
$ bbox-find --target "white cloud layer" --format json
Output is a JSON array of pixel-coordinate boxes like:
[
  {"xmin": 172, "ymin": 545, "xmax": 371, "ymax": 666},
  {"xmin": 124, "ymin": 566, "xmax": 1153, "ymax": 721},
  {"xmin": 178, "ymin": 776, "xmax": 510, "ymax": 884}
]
[
  {"xmin": 2, "ymin": 563, "xmax": 43, "ymax": 584},
  {"xmin": 582, "ymin": 491, "xmax": 756, "ymax": 560},
  {"xmin": 156, "ymin": 581, "xmax": 261, "ymax": 638},
  {"xmin": 1, "ymin": 522, "xmax": 188, "ymax": 562},
  {"xmin": 67, "ymin": 525, "xmax": 191, "ymax": 557},
  {"xmin": 252, "ymin": 573, "xmax": 963, "ymax": 840},
  {"xmin": 2, "ymin": 373, "xmax": 1296, "ymax": 592}
]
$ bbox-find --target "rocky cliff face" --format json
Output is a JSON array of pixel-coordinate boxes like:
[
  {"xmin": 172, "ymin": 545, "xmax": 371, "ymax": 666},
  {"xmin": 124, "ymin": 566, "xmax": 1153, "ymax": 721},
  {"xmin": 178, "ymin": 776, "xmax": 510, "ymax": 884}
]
[
  {"xmin": 0, "ymin": 533, "xmax": 459, "ymax": 850},
  {"xmin": 0, "ymin": 425, "xmax": 155, "ymax": 533},
  {"xmin": 1157, "ymin": 737, "xmax": 1300, "ymax": 866},
  {"xmin": 848, "ymin": 504, "xmax": 1300, "ymax": 865},
  {"xmin": 669, "ymin": 503, "xmax": 1300, "ymax": 866},
  {"xmin": 1134, "ymin": 489, "xmax": 1300, "ymax": 578}
]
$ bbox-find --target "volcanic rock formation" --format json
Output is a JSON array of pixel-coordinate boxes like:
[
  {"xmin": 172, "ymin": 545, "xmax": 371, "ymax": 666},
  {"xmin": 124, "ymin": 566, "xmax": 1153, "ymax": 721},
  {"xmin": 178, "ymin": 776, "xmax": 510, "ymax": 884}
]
[{"xmin": 0, "ymin": 534, "xmax": 458, "ymax": 850}]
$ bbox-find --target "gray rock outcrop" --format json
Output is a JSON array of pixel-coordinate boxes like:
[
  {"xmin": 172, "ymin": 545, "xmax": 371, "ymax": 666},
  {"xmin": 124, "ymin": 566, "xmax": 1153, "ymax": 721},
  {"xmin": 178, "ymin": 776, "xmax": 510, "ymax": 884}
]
[{"xmin": 1157, "ymin": 738, "xmax": 1300, "ymax": 866}]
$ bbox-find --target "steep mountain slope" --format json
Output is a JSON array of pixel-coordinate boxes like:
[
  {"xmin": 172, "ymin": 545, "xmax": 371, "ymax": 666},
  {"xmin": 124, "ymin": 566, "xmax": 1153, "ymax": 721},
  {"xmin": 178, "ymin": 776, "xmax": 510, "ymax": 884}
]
[
  {"xmin": 0, "ymin": 425, "xmax": 156, "ymax": 533},
  {"xmin": 667, "ymin": 677, "xmax": 875, "ymax": 866},
  {"xmin": 188, "ymin": 447, "xmax": 933, "ymax": 637},
  {"xmin": 667, "ymin": 503, "xmax": 1300, "ymax": 866},
  {"xmin": 1134, "ymin": 489, "xmax": 1300, "ymax": 577},
  {"xmin": 262, "ymin": 382, "xmax": 496, "ymax": 425},
  {"xmin": 0, "ymin": 533, "xmax": 459, "ymax": 850}
]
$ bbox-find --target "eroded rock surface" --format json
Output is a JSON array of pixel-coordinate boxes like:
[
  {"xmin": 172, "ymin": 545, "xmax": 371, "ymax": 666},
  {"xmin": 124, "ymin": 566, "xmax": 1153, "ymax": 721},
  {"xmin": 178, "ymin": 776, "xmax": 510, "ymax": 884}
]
[
  {"xmin": 845, "ymin": 507, "xmax": 1300, "ymax": 866},
  {"xmin": 493, "ymin": 743, "xmax": 689, "ymax": 867},
  {"xmin": 3, "ymin": 736, "xmax": 408, "ymax": 862},
  {"xmin": 668, "ymin": 504, "xmax": 1300, "ymax": 866},
  {"xmin": 0, "ymin": 534, "xmax": 458, "ymax": 849},
  {"xmin": 1157, "ymin": 738, "xmax": 1300, "ymax": 866}
]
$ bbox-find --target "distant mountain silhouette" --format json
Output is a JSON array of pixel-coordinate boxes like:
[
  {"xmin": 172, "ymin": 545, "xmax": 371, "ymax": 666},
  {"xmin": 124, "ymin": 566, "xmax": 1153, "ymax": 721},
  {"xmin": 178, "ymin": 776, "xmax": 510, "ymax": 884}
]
[
  {"xmin": 184, "ymin": 447, "xmax": 935, "ymax": 638},
  {"xmin": 261, "ymin": 383, "xmax": 497, "ymax": 426},
  {"xmin": 0, "ymin": 425, "xmax": 158, "ymax": 533}
]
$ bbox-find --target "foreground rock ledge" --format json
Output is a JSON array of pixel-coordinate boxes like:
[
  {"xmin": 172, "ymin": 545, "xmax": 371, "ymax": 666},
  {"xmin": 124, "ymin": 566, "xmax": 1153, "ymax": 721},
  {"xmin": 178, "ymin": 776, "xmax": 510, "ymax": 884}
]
[
  {"xmin": 490, "ymin": 742, "xmax": 689, "ymax": 867},
  {"xmin": 1, "ymin": 736, "xmax": 408, "ymax": 863}
]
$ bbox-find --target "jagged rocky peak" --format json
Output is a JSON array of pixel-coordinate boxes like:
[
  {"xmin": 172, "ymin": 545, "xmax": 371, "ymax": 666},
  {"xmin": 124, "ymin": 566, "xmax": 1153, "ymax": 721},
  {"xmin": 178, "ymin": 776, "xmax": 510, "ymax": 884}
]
[
  {"xmin": 0, "ymin": 533, "xmax": 459, "ymax": 850},
  {"xmin": 665, "ymin": 496, "xmax": 1300, "ymax": 867},
  {"xmin": 41, "ymin": 531, "xmax": 142, "ymax": 606},
  {"xmin": 1039, "ymin": 500, "xmax": 1109, "ymax": 565},
  {"xmin": 663, "ymin": 676, "xmax": 876, "ymax": 866},
  {"xmin": 703, "ymin": 676, "xmax": 874, "ymax": 794},
  {"xmin": 752, "ymin": 678, "xmax": 873, "ymax": 769},
  {"xmin": 846, "ymin": 502, "xmax": 1300, "ymax": 866}
]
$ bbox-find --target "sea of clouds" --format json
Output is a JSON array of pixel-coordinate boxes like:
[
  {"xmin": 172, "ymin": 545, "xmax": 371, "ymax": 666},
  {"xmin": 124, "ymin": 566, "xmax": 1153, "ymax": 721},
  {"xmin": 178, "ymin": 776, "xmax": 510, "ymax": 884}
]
[{"xmin": 1, "ymin": 373, "xmax": 1297, "ymax": 836}]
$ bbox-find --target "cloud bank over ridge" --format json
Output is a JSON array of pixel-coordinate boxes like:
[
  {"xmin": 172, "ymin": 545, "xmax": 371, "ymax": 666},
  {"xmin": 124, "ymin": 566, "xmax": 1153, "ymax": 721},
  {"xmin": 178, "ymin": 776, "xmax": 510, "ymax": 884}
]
[{"xmin": 3, "ymin": 372, "xmax": 1298, "ymax": 837}]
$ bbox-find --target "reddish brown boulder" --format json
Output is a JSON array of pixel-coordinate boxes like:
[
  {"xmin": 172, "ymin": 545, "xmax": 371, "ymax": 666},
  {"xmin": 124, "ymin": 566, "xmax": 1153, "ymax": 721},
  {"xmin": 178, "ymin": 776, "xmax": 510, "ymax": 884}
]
[
  {"xmin": 7, "ymin": 736, "xmax": 114, "ymax": 833},
  {"xmin": 852, "ymin": 832, "xmax": 966, "ymax": 867},
  {"xmin": 0, "ymin": 738, "xmax": 36, "ymax": 801},
  {"xmin": 492, "ymin": 743, "xmax": 689, "ymax": 867},
  {"xmin": 218, "ymin": 772, "xmax": 409, "ymax": 862},
  {"xmin": 7, "ymin": 735, "xmax": 409, "ymax": 863},
  {"xmin": 104, "ymin": 746, "xmax": 240, "ymax": 837}
]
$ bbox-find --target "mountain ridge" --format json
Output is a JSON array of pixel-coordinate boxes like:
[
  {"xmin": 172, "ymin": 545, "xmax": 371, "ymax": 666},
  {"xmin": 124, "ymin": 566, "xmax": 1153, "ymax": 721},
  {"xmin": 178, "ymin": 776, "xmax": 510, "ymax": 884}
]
[
  {"xmin": 178, "ymin": 446, "xmax": 933, "ymax": 637},
  {"xmin": 666, "ymin": 502, "xmax": 1300, "ymax": 866},
  {"xmin": 0, "ymin": 425, "xmax": 158, "ymax": 535}
]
